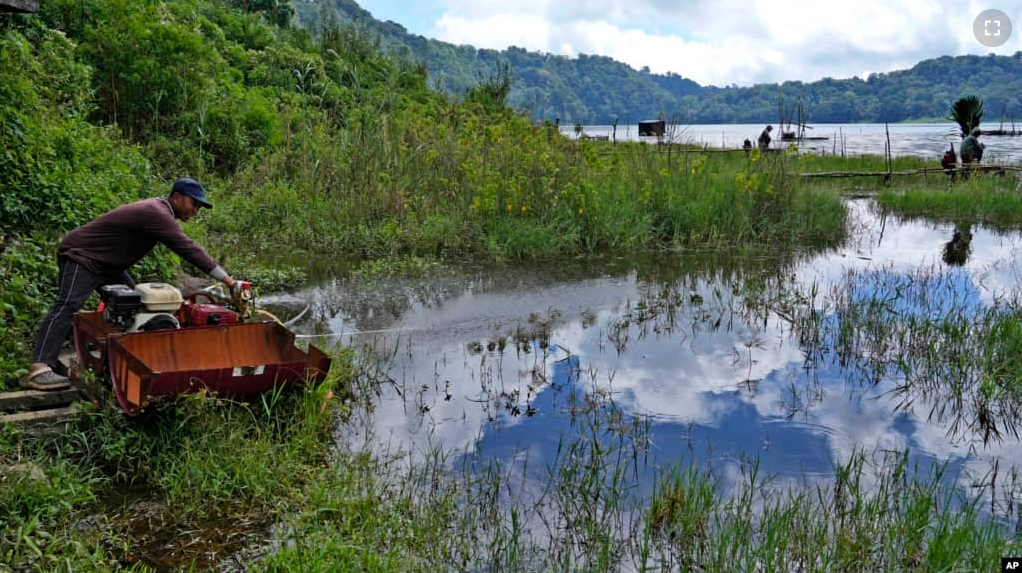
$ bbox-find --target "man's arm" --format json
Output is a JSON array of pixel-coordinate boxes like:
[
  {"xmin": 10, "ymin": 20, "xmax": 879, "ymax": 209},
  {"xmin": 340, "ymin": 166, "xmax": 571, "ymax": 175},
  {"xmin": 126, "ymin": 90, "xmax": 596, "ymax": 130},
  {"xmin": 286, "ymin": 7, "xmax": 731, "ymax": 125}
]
[{"xmin": 142, "ymin": 204, "xmax": 236, "ymax": 289}]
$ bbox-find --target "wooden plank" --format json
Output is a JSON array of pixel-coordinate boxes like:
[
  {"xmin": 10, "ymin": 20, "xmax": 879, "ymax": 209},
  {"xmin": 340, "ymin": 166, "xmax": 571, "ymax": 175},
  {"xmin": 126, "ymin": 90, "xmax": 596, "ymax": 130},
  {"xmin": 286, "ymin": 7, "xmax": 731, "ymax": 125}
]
[
  {"xmin": 0, "ymin": 0, "xmax": 40, "ymax": 13},
  {"xmin": 0, "ymin": 389, "xmax": 80, "ymax": 411},
  {"xmin": 1, "ymin": 406, "xmax": 78, "ymax": 426}
]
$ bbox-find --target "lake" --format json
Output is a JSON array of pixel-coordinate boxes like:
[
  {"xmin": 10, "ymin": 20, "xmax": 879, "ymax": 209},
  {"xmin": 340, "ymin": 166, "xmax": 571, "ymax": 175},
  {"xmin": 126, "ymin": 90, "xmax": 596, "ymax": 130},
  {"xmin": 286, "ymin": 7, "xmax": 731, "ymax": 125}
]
[
  {"xmin": 271, "ymin": 199, "xmax": 1022, "ymax": 519},
  {"xmin": 561, "ymin": 123, "xmax": 1022, "ymax": 163}
]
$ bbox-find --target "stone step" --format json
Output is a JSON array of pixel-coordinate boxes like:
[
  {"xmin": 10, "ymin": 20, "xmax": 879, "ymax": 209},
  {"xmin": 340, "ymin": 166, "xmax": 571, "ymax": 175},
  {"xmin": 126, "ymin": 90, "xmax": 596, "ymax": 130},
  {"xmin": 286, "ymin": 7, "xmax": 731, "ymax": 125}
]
[
  {"xmin": 1, "ymin": 406, "xmax": 79, "ymax": 426},
  {"xmin": 0, "ymin": 388, "xmax": 81, "ymax": 412}
]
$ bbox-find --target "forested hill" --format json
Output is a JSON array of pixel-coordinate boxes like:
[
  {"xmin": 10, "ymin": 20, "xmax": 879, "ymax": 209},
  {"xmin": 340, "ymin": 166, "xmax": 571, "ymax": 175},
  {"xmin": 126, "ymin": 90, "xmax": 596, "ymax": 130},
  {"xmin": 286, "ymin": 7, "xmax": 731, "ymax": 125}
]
[
  {"xmin": 292, "ymin": 0, "xmax": 700, "ymax": 122},
  {"xmin": 294, "ymin": 0, "xmax": 1022, "ymax": 125}
]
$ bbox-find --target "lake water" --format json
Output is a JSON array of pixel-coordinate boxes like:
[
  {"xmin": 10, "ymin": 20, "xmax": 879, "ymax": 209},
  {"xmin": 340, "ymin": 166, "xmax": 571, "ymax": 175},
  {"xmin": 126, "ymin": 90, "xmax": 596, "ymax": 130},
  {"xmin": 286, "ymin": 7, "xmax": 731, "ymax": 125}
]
[
  {"xmin": 272, "ymin": 199, "xmax": 1022, "ymax": 515},
  {"xmin": 561, "ymin": 123, "xmax": 1022, "ymax": 163}
]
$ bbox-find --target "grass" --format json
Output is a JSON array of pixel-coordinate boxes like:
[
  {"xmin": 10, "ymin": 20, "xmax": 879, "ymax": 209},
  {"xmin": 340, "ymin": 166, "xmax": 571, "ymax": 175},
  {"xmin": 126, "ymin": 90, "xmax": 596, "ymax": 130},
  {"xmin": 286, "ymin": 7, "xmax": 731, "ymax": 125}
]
[
  {"xmin": 0, "ymin": 352, "xmax": 349, "ymax": 572},
  {"xmin": 196, "ymin": 136, "xmax": 850, "ymax": 265},
  {"xmin": 877, "ymin": 173, "xmax": 1022, "ymax": 230}
]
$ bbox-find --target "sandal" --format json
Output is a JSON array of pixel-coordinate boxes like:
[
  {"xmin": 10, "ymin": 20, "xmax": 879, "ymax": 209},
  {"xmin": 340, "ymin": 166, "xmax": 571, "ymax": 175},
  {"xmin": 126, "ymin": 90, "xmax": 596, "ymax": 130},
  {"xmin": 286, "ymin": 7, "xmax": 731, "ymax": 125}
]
[{"xmin": 21, "ymin": 367, "xmax": 71, "ymax": 391}]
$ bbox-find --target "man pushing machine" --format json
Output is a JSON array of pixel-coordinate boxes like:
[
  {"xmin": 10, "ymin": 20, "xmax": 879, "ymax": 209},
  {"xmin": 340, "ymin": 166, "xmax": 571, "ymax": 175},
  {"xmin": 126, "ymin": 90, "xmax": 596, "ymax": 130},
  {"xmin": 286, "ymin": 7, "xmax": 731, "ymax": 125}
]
[{"xmin": 23, "ymin": 178, "xmax": 246, "ymax": 390}]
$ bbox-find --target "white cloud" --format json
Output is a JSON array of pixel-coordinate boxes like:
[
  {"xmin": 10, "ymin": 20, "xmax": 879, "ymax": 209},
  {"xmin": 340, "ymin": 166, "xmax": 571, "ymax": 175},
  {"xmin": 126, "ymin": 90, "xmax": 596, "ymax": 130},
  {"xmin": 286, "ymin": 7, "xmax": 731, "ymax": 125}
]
[
  {"xmin": 433, "ymin": 13, "xmax": 551, "ymax": 52},
  {"xmin": 423, "ymin": 0, "xmax": 1022, "ymax": 86}
]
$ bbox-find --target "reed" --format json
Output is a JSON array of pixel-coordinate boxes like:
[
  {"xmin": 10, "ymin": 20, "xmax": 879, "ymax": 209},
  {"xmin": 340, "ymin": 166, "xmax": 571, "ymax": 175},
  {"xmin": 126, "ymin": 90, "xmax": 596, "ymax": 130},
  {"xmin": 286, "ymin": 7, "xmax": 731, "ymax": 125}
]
[{"xmin": 200, "ymin": 125, "xmax": 848, "ymax": 263}]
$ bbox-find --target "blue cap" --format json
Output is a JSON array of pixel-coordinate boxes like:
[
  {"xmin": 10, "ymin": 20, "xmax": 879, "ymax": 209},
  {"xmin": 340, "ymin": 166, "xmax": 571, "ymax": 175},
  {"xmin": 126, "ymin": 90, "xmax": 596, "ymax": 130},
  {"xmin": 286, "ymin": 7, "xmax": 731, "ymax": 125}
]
[{"xmin": 171, "ymin": 178, "xmax": 212, "ymax": 209}]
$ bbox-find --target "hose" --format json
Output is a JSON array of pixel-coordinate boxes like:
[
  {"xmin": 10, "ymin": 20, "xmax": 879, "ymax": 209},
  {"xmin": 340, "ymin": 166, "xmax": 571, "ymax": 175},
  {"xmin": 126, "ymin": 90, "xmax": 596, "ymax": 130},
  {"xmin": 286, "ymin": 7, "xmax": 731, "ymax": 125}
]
[
  {"xmin": 282, "ymin": 304, "xmax": 311, "ymax": 328},
  {"xmin": 254, "ymin": 308, "xmax": 285, "ymax": 326},
  {"xmin": 252, "ymin": 304, "xmax": 310, "ymax": 328}
]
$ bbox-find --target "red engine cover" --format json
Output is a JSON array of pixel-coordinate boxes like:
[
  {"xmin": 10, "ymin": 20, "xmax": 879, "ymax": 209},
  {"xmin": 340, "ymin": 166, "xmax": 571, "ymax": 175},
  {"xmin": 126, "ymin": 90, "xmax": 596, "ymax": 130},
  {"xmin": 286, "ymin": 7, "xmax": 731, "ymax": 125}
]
[{"xmin": 179, "ymin": 303, "xmax": 239, "ymax": 328}]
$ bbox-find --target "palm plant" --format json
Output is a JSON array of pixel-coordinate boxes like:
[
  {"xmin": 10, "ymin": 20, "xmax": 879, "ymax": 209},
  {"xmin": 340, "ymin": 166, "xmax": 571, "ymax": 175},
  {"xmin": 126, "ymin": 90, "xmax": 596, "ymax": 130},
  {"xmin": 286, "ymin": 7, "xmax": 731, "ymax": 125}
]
[{"xmin": 949, "ymin": 96, "xmax": 984, "ymax": 137}]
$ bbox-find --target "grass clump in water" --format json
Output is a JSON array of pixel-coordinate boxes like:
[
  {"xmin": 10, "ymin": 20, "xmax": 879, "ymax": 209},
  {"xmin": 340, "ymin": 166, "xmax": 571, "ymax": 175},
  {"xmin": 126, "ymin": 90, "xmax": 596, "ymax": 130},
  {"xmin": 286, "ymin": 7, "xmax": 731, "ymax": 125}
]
[{"xmin": 876, "ymin": 172, "xmax": 1022, "ymax": 230}]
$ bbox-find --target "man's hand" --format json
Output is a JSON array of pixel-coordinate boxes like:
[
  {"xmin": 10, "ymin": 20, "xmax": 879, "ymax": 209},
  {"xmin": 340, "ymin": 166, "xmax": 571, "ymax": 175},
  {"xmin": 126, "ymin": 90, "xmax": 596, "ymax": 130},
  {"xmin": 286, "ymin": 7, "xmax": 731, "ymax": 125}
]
[{"xmin": 228, "ymin": 280, "xmax": 252, "ymax": 301}]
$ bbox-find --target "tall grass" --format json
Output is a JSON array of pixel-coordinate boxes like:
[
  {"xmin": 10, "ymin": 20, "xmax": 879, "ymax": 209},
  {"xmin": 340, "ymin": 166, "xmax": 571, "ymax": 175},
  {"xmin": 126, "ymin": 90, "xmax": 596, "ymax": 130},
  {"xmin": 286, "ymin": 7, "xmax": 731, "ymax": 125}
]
[{"xmin": 199, "ymin": 123, "xmax": 848, "ymax": 262}]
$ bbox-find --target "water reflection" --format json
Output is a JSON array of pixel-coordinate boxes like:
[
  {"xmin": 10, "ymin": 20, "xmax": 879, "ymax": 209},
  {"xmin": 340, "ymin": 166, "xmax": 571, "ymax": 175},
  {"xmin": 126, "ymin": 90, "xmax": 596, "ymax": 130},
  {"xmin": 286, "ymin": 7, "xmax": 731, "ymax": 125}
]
[
  {"xmin": 943, "ymin": 223, "xmax": 974, "ymax": 267},
  {"xmin": 279, "ymin": 200, "xmax": 1022, "ymax": 505}
]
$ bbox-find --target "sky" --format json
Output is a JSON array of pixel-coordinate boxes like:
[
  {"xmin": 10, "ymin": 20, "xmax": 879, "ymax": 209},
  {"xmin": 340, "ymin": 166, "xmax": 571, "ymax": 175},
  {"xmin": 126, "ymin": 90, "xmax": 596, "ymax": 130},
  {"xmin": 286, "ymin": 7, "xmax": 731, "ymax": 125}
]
[{"xmin": 352, "ymin": 0, "xmax": 1022, "ymax": 87}]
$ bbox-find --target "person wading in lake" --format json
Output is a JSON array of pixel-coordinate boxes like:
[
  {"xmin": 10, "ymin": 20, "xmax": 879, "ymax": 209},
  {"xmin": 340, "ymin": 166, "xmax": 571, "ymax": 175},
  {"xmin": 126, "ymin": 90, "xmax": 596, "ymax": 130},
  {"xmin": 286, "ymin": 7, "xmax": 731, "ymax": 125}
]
[
  {"xmin": 22, "ymin": 178, "xmax": 245, "ymax": 391},
  {"xmin": 960, "ymin": 127, "xmax": 985, "ymax": 170},
  {"xmin": 758, "ymin": 125, "xmax": 773, "ymax": 151}
]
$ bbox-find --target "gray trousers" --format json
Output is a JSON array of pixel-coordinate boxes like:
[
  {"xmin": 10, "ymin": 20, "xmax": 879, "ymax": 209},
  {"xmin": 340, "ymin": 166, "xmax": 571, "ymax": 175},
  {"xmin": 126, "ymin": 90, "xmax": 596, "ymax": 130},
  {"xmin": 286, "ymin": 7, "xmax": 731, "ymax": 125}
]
[{"xmin": 32, "ymin": 256, "xmax": 134, "ymax": 370}]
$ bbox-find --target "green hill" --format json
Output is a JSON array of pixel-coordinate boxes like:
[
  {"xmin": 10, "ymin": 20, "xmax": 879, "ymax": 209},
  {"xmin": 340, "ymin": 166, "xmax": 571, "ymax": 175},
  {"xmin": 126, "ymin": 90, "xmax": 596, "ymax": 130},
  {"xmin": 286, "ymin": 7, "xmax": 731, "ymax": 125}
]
[{"xmin": 295, "ymin": 0, "xmax": 1022, "ymax": 124}]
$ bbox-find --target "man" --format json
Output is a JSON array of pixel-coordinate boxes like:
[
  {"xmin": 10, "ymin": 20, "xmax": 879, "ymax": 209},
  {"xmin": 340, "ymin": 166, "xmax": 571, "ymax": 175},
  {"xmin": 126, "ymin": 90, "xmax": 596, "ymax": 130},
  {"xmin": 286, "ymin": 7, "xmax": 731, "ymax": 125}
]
[
  {"xmin": 758, "ymin": 125, "xmax": 773, "ymax": 151},
  {"xmin": 960, "ymin": 127, "xmax": 985, "ymax": 164},
  {"xmin": 23, "ymin": 178, "xmax": 243, "ymax": 390}
]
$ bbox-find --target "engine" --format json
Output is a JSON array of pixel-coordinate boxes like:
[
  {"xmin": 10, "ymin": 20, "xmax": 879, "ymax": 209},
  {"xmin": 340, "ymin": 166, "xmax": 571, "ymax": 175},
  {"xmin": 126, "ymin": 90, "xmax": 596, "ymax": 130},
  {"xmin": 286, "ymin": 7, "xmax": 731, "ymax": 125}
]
[
  {"xmin": 99, "ymin": 282, "xmax": 240, "ymax": 332},
  {"xmin": 99, "ymin": 284, "xmax": 144, "ymax": 330},
  {"xmin": 100, "ymin": 282, "xmax": 182, "ymax": 332}
]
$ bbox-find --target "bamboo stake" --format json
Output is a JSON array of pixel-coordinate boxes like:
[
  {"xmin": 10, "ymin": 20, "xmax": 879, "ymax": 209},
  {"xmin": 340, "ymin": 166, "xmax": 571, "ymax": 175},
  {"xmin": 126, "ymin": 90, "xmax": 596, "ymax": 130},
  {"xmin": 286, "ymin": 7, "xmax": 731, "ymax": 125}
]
[{"xmin": 799, "ymin": 165, "xmax": 1022, "ymax": 178}]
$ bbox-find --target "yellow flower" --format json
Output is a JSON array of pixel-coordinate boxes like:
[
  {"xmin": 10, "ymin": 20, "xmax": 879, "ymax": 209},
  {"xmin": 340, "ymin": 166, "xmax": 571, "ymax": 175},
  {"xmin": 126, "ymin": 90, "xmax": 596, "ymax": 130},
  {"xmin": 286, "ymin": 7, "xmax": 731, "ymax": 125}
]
[
  {"xmin": 506, "ymin": 202, "xmax": 513, "ymax": 212},
  {"xmin": 521, "ymin": 205, "xmax": 528, "ymax": 213}
]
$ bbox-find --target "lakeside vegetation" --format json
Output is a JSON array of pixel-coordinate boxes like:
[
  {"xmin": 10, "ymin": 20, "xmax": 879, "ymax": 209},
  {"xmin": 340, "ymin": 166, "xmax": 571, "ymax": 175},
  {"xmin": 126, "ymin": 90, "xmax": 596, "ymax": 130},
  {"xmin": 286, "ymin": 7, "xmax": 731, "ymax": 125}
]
[{"xmin": 4, "ymin": 0, "xmax": 1022, "ymax": 570}]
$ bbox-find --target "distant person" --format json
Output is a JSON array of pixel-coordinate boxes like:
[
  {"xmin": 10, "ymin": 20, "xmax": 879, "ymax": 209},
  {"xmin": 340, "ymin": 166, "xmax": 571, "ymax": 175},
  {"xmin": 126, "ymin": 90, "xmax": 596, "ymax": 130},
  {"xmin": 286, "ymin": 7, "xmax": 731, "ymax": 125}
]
[
  {"xmin": 941, "ymin": 143, "xmax": 957, "ymax": 179},
  {"xmin": 742, "ymin": 138, "xmax": 753, "ymax": 155},
  {"xmin": 758, "ymin": 125, "xmax": 773, "ymax": 151},
  {"xmin": 960, "ymin": 127, "xmax": 985, "ymax": 164}
]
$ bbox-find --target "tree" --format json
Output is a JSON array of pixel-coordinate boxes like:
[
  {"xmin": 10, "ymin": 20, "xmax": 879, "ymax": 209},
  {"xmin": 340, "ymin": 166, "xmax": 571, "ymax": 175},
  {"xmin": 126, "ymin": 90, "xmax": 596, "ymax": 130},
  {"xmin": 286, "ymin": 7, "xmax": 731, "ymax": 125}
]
[{"xmin": 950, "ymin": 95, "xmax": 984, "ymax": 137}]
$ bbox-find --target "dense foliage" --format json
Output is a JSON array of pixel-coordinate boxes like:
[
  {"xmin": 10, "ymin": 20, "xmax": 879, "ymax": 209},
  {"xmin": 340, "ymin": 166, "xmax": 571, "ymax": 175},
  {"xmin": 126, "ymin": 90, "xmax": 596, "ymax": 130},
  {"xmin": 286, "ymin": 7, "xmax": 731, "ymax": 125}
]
[{"xmin": 295, "ymin": 0, "xmax": 1022, "ymax": 125}]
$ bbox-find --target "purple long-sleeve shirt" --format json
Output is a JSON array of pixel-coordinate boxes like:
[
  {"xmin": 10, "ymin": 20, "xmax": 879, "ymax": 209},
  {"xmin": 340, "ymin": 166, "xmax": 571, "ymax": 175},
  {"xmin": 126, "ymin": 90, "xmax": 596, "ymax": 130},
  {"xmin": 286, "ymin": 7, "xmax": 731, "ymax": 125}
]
[{"xmin": 58, "ymin": 198, "xmax": 218, "ymax": 275}]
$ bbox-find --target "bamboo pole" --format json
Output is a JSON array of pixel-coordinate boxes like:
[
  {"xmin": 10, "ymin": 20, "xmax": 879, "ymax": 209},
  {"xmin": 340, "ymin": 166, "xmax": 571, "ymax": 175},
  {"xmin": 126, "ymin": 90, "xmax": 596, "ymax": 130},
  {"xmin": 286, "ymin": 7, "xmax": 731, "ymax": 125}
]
[{"xmin": 799, "ymin": 165, "xmax": 1022, "ymax": 178}]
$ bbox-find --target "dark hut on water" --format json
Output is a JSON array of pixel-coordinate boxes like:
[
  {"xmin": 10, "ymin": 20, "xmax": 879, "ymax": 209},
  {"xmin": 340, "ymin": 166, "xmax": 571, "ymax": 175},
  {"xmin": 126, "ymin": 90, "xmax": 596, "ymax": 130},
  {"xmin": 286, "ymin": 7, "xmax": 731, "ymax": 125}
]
[{"xmin": 638, "ymin": 120, "xmax": 665, "ymax": 137}]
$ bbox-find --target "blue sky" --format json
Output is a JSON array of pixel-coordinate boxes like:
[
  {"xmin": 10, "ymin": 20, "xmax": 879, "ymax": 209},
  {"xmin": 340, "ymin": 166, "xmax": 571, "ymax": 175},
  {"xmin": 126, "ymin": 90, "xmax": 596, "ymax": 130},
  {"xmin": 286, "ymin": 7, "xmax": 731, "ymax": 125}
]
[{"xmin": 353, "ymin": 0, "xmax": 1022, "ymax": 87}]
